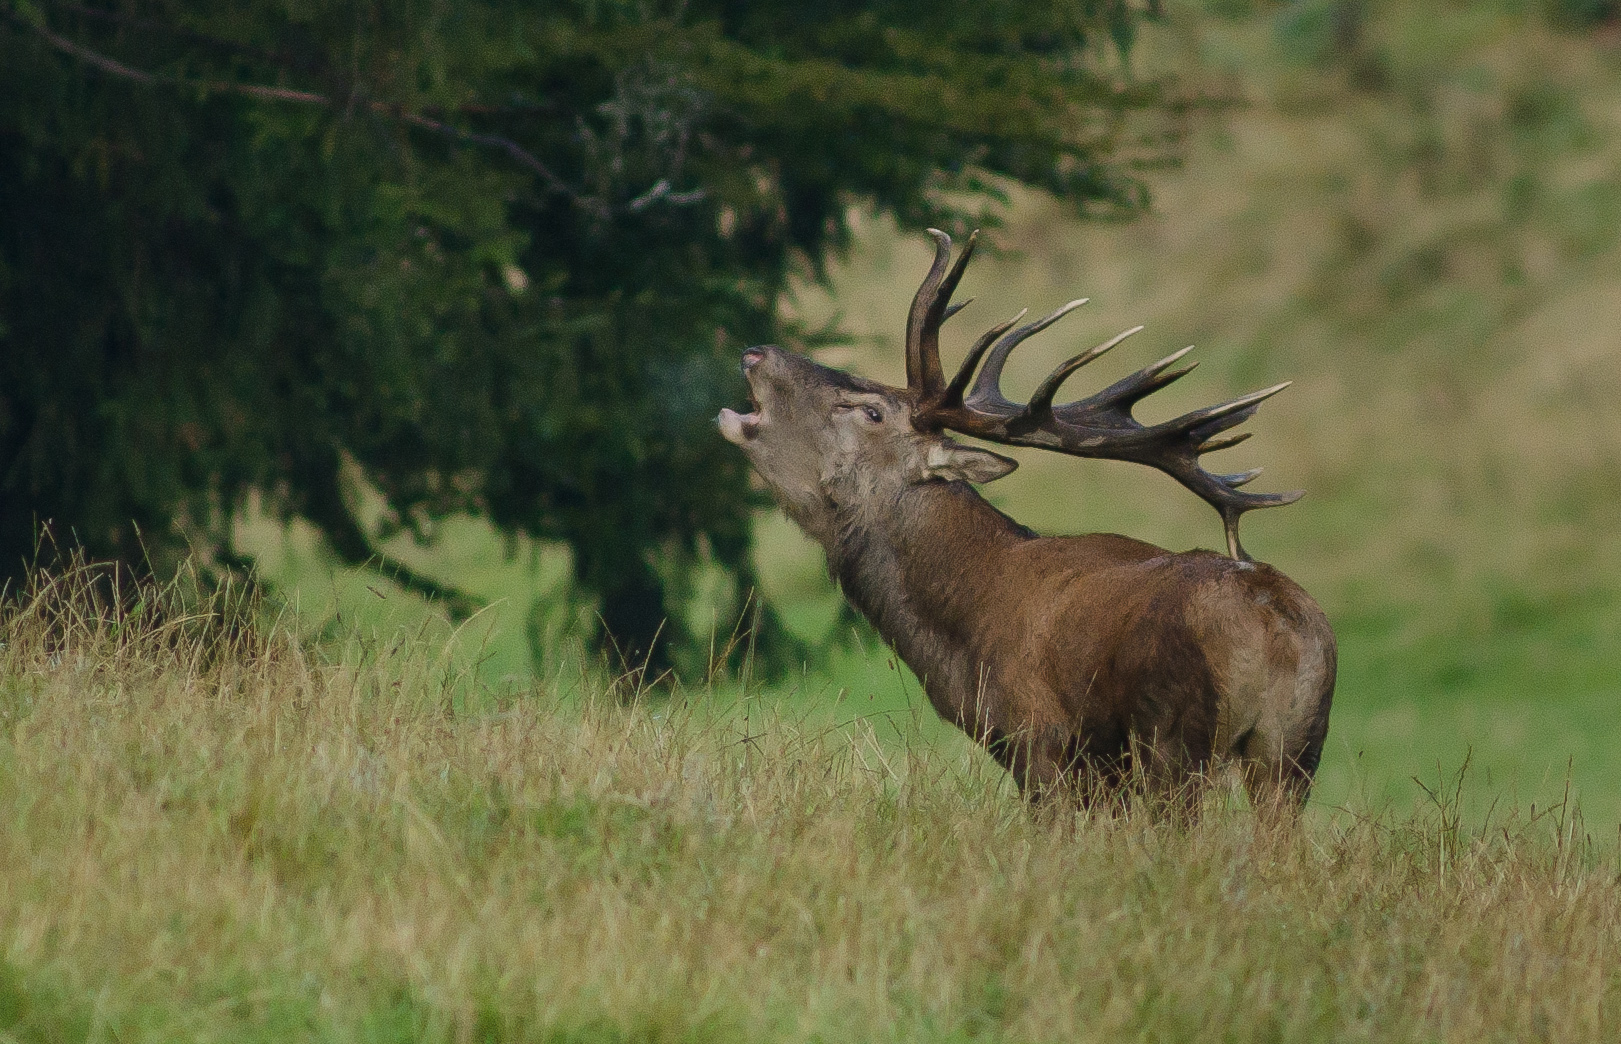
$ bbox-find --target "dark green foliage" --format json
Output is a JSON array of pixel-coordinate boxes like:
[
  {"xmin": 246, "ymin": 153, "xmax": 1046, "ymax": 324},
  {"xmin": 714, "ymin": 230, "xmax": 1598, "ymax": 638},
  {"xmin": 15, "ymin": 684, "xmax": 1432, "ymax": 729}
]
[
  {"xmin": 1545, "ymin": 0, "xmax": 1621, "ymax": 27},
  {"xmin": 0, "ymin": 0, "xmax": 1173, "ymax": 676}
]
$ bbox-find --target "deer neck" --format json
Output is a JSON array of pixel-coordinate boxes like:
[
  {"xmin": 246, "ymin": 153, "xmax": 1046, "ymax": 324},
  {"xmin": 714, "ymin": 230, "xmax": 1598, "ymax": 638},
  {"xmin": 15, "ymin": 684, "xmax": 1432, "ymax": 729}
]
[{"xmin": 823, "ymin": 479, "xmax": 1033, "ymax": 704}]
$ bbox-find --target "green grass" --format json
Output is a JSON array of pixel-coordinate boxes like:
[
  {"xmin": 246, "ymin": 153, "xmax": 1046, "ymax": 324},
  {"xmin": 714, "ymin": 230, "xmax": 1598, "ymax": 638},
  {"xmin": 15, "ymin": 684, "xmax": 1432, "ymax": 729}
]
[{"xmin": 1, "ymin": 566, "xmax": 1619, "ymax": 1043}]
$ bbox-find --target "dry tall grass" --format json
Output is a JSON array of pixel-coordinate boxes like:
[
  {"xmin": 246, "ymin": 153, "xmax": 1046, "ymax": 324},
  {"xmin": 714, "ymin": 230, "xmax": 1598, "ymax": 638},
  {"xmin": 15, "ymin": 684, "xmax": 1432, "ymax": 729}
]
[{"xmin": 0, "ymin": 567, "xmax": 1615, "ymax": 1043}]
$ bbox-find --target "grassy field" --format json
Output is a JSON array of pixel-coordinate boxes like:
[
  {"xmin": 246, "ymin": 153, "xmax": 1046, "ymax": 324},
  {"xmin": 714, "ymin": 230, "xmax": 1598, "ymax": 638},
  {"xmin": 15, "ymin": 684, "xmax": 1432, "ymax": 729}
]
[{"xmin": 0, "ymin": 567, "xmax": 1617, "ymax": 1043}]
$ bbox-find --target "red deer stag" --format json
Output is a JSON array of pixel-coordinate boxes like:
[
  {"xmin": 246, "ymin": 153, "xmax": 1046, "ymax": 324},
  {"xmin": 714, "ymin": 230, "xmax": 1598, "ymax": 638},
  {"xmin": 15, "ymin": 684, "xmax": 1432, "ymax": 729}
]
[{"xmin": 718, "ymin": 230, "xmax": 1335, "ymax": 813}]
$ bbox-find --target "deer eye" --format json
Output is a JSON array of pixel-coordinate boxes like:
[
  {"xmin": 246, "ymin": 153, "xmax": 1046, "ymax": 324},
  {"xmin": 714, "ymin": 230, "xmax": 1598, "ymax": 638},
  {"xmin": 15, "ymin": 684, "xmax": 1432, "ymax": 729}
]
[{"xmin": 860, "ymin": 405, "xmax": 883, "ymax": 424}]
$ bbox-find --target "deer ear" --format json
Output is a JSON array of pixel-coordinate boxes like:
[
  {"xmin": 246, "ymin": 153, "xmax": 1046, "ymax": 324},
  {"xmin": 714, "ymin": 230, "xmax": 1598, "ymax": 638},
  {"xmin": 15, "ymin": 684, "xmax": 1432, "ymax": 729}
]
[{"xmin": 925, "ymin": 440, "xmax": 1019, "ymax": 484}]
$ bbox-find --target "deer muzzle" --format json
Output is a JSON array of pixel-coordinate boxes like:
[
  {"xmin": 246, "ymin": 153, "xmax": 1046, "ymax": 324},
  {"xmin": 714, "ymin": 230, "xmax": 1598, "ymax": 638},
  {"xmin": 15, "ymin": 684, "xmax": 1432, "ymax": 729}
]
[{"xmin": 716, "ymin": 407, "xmax": 761, "ymax": 444}]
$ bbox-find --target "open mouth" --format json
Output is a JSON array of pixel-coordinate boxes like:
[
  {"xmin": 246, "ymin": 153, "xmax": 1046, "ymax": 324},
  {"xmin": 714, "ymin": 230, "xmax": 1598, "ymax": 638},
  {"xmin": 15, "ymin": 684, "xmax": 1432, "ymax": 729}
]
[
  {"xmin": 717, "ymin": 392, "xmax": 762, "ymax": 444},
  {"xmin": 716, "ymin": 407, "xmax": 761, "ymax": 443}
]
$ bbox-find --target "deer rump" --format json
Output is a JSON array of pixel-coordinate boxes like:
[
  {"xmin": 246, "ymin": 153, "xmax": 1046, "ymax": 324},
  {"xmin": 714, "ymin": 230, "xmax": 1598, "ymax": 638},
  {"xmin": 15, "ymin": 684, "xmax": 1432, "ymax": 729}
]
[{"xmin": 720, "ymin": 230, "xmax": 1336, "ymax": 814}]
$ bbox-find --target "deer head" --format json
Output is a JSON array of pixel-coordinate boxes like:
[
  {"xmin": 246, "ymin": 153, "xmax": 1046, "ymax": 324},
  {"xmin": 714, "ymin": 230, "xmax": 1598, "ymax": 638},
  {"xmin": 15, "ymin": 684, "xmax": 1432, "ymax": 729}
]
[
  {"xmin": 717, "ymin": 345, "xmax": 1017, "ymax": 548},
  {"xmin": 719, "ymin": 229, "xmax": 1301, "ymax": 559}
]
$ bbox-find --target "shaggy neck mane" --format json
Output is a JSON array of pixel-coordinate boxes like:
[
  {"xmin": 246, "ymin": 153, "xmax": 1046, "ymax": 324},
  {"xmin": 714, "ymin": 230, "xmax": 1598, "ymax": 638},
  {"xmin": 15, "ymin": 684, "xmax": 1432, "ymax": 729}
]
[{"xmin": 823, "ymin": 480, "xmax": 1032, "ymax": 703}]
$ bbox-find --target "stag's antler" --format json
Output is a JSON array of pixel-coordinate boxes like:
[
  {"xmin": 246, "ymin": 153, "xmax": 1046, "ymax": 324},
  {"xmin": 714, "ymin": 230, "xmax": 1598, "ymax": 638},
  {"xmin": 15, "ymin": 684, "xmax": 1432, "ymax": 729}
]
[{"xmin": 907, "ymin": 229, "xmax": 1302, "ymax": 561}]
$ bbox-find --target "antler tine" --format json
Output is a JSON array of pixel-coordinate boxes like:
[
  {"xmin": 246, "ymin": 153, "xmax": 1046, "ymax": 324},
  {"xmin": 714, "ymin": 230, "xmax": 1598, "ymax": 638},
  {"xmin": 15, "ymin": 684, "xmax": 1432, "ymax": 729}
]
[
  {"xmin": 1218, "ymin": 467, "xmax": 1265, "ymax": 487},
  {"xmin": 1197, "ymin": 431, "xmax": 1252, "ymax": 455},
  {"xmin": 964, "ymin": 298, "xmax": 1090, "ymax": 411},
  {"xmin": 1055, "ymin": 344, "xmax": 1196, "ymax": 425},
  {"xmin": 905, "ymin": 230, "xmax": 952, "ymax": 398},
  {"xmin": 1161, "ymin": 381, "xmax": 1291, "ymax": 438},
  {"xmin": 939, "ymin": 309, "xmax": 1027, "ymax": 411},
  {"xmin": 905, "ymin": 229, "xmax": 977, "ymax": 402},
  {"xmin": 1159, "ymin": 457, "xmax": 1304, "ymax": 560},
  {"xmin": 1025, "ymin": 325, "xmax": 1144, "ymax": 427},
  {"xmin": 937, "ymin": 233, "xmax": 977, "ymax": 308}
]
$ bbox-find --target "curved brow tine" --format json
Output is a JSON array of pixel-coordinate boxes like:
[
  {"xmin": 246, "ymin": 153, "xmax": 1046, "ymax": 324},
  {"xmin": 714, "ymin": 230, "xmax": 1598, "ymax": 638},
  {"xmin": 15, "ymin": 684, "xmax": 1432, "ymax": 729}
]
[
  {"xmin": 941, "ymin": 309, "xmax": 1026, "ymax": 408},
  {"xmin": 1027, "ymin": 325, "xmax": 1144, "ymax": 422},
  {"xmin": 942, "ymin": 298, "xmax": 974, "ymax": 323},
  {"xmin": 965, "ymin": 298, "xmax": 1090, "ymax": 407}
]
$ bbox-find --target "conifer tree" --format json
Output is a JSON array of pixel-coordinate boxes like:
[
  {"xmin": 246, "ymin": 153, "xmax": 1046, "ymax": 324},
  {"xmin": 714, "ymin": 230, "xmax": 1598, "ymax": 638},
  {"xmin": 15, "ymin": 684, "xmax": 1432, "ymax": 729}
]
[{"xmin": 0, "ymin": 0, "xmax": 1177, "ymax": 673}]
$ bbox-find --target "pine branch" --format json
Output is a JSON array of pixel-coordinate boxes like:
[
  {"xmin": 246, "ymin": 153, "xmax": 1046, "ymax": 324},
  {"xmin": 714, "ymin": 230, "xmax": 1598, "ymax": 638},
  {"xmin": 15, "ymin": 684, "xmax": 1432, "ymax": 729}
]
[{"xmin": 4, "ymin": 6, "xmax": 607, "ymax": 214}]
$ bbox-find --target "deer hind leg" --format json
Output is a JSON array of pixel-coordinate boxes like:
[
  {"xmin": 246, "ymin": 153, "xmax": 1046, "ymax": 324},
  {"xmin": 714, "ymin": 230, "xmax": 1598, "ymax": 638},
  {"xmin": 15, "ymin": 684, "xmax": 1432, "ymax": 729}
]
[
  {"xmin": 1237, "ymin": 714, "xmax": 1327, "ymax": 822},
  {"xmin": 1072, "ymin": 752, "xmax": 1132, "ymax": 816},
  {"xmin": 1133, "ymin": 729, "xmax": 1214, "ymax": 824},
  {"xmin": 1007, "ymin": 727, "xmax": 1072, "ymax": 804},
  {"xmin": 1224, "ymin": 621, "xmax": 1334, "ymax": 822},
  {"xmin": 1240, "ymin": 749, "xmax": 1314, "ymax": 821},
  {"xmin": 1049, "ymin": 731, "xmax": 1208, "ymax": 822},
  {"xmin": 982, "ymin": 722, "xmax": 1081, "ymax": 810},
  {"xmin": 1242, "ymin": 656, "xmax": 1333, "ymax": 821}
]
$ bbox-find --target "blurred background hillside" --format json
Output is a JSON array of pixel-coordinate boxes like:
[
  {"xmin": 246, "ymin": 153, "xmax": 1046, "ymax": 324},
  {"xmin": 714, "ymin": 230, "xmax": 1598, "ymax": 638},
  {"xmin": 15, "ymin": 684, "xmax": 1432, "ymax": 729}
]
[{"xmin": 5, "ymin": 0, "xmax": 1620, "ymax": 820}]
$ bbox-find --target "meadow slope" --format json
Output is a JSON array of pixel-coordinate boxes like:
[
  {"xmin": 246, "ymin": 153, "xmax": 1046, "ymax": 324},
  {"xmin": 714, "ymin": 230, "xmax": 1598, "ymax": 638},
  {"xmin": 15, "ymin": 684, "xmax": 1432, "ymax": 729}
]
[{"xmin": 0, "ymin": 571, "xmax": 1617, "ymax": 1043}]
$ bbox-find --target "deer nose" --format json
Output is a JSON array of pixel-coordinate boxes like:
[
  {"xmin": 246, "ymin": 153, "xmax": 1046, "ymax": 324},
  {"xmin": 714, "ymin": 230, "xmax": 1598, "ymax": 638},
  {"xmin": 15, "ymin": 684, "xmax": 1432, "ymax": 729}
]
[{"xmin": 741, "ymin": 346, "xmax": 767, "ymax": 372}]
